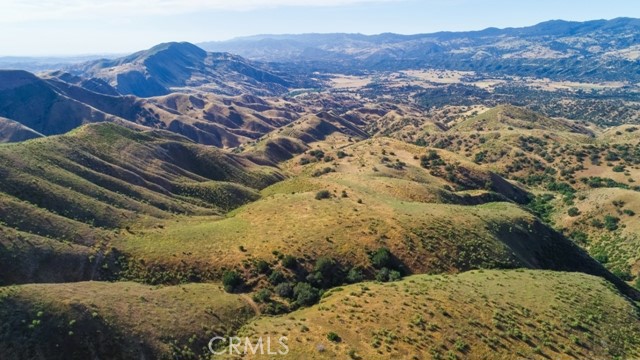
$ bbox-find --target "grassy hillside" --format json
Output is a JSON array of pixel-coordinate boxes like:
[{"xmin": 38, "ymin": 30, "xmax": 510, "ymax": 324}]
[
  {"xmin": 0, "ymin": 281, "xmax": 255, "ymax": 360},
  {"xmin": 240, "ymin": 270, "xmax": 640, "ymax": 360},
  {"xmin": 115, "ymin": 137, "xmax": 635, "ymax": 299},
  {"xmin": 0, "ymin": 123, "xmax": 282, "ymax": 284}
]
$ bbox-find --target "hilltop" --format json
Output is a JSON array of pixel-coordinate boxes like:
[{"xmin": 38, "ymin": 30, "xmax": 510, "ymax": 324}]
[{"xmin": 68, "ymin": 42, "xmax": 293, "ymax": 97}]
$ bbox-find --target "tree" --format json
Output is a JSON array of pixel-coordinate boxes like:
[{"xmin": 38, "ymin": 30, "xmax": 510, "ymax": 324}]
[
  {"xmin": 222, "ymin": 270, "xmax": 244, "ymax": 293},
  {"xmin": 346, "ymin": 267, "xmax": 365, "ymax": 283},
  {"xmin": 274, "ymin": 282, "xmax": 294, "ymax": 299},
  {"xmin": 293, "ymin": 282, "xmax": 319, "ymax": 306},
  {"xmin": 370, "ymin": 247, "xmax": 393, "ymax": 269},
  {"xmin": 268, "ymin": 271, "xmax": 286, "ymax": 285}
]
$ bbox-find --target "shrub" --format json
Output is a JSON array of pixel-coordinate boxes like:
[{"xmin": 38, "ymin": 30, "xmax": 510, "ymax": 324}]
[
  {"xmin": 375, "ymin": 268, "xmax": 391, "ymax": 282},
  {"xmin": 255, "ymin": 260, "xmax": 271, "ymax": 274},
  {"xmin": 327, "ymin": 332, "xmax": 341, "ymax": 343},
  {"xmin": 388, "ymin": 270, "xmax": 402, "ymax": 282},
  {"xmin": 293, "ymin": 282, "xmax": 319, "ymax": 306},
  {"xmin": 604, "ymin": 215, "xmax": 620, "ymax": 231},
  {"xmin": 268, "ymin": 271, "xmax": 287, "ymax": 285},
  {"xmin": 567, "ymin": 207, "xmax": 581, "ymax": 217},
  {"xmin": 613, "ymin": 269, "xmax": 633, "ymax": 282},
  {"xmin": 306, "ymin": 271, "xmax": 324, "ymax": 288},
  {"xmin": 222, "ymin": 271, "xmax": 244, "ymax": 293},
  {"xmin": 570, "ymin": 231, "xmax": 588, "ymax": 244},
  {"xmin": 346, "ymin": 267, "xmax": 365, "ymax": 283},
  {"xmin": 370, "ymin": 247, "xmax": 393, "ymax": 269},
  {"xmin": 591, "ymin": 219, "xmax": 604, "ymax": 229},
  {"xmin": 253, "ymin": 289, "xmax": 271, "ymax": 303},
  {"xmin": 337, "ymin": 151, "xmax": 348, "ymax": 159},
  {"xmin": 635, "ymin": 277, "xmax": 640, "ymax": 290},
  {"xmin": 281, "ymin": 255, "xmax": 297, "ymax": 269},
  {"xmin": 309, "ymin": 150, "xmax": 325, "ymax": 159},
  {"xmin": 623, "ymin": 209, "xmax": 635, "ymax": 216},
  {"xmin": 274, "ymin": 282, "xmax": 294, "ymax": 299},
  {"xmin": 315, "ymin": 190, "xmax": 332, "ymax": 200},
  {"xmin": 314, "ymin": 257, "xmax": 337, "ymax": 277},
  {"xmin": 593, "ymin": 252, "xmax": 609, "ymax": 264},
  {"xmin": 613, "ymin": 165, "xmax": 625, "ymax": 173}
]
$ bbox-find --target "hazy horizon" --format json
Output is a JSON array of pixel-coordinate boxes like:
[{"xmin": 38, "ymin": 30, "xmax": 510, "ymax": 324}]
[{"xmin": 1, "ymin": 0, "xmax": 639, "ymax": 56}]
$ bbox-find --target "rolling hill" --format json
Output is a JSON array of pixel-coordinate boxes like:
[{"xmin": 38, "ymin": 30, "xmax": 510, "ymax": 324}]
[
  {"xmin": 2, "ymin": 28, "xmax": 640, "ymax": 360},
  {"xmin": 0, "ymin": 123, "xmax": 283, "ymax": 285}
]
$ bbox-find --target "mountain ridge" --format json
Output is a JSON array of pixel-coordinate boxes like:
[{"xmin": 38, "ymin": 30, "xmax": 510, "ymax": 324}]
[
  {"xmin": 68, "ymin": 42, "xmax": 293, "ymax": 97},
  {"xmin": 200, "ymin": 17, "xmax": 640, "ymax": 82}
]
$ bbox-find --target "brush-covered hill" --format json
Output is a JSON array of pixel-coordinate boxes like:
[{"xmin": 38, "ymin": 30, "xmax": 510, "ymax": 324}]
[
  {"xmin": 1, "ymin": 270, "xmax": 636, "ymax": 360},
  {"xmin": 69, "ymin": 42, "xmax": 292, "ymax": 97},
  {"xmin": 0, "ymin": 281, "xmax": 256, "ymax": 360},
  {"xmin": 112, "ymin": 137, "xmax": 634, "ymax": 298},
  {"xmin": 240, "ymin": 270, "xmax": 640, "ymax": 360},
  {"xmin": 402, "ymin": 105, "xmax": 640, "ymax": 290},
  {"xmin": 452, "ymin": 105, "xmax": 593, "ymax": 135},
  {"xmin": 0, "ymin": 123, "xmax": 283, "ymax": 285},
  {"xmin": 1, "ymin": 115, "xmax": 639, "ymax": 359}
]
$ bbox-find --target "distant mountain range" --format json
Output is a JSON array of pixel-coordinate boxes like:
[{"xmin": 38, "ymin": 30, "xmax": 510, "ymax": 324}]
[{"xmin": 201, "ymin": 17, "xmax": 640, "ymax": 82}]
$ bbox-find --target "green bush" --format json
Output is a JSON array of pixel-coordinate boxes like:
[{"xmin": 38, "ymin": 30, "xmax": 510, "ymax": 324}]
[
  {"xmin": 327, "ymin": 332, "xmax": 341, "ymax": 343},
  {"xmin": 388, "ymin": 270, "xmax": 402, "ymax": 282},
  {"xmin": 370, "ymin": 247, "xmax": 393, "ymax": 269},
  {"xmin": 604, "ymin": 215, "xmax": 620, "ymax": 231},
  {"xmin": 293, "ymin": 282, "xmax": 320, "ymax": 306},
  {"xmin": 613, "ymin": 269, "xmax": 633, "ymax": 282},
  {"xmin": 281, "ymin": 255, "xmax": 297, "ymax": 269},
  {"xmin": 253, "ymin": 289, "xmax": 271, "ymax": 303},
  {"xmin": 274, "ymin": 282, "xmax": 294, "ymax": 299},
  {"xmin": 375, "ymin": 268, "xmax": 391, "ymax": 282},
  {"xmin": 314, "ymin": 257, "xmax": 337, "ymax": 276},
  {"xmin": 222, "ymin": 270, "xmax": 244, "ymax": 293},
  {"xmin": 255, "ymin": 260, "xmax": 271, "ymax": 274},
  {"xmin": 567, "ymin": 207, "xmax": 581, "ymax": 217},
  {"xmin": 315, "ymin": 190, "xmax": 332, "ymax": 200},
  {"xmin": 346, "ymin": 267, "xmax": 365, "ymax": 283},
  {"xmin": 268, "ymin": 271, "xmax": 286, "ymax": 285}
]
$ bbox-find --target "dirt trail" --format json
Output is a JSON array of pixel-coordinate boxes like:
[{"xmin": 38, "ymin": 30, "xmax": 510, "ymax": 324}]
[{"xmin": 240, "ymin": 294, "xmax": 261, "ymax": 316}]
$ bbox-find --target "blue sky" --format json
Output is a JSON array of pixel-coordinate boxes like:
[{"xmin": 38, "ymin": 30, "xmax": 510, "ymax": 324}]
[{"xmin": 1, "ymin": 0, "xmax": 639, "ymax": 56}]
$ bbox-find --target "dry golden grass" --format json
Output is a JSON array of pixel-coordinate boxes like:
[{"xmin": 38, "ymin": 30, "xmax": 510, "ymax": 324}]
[{"xmin": 238, "ymin": 270, "xmax": 640, "ymax": 360}]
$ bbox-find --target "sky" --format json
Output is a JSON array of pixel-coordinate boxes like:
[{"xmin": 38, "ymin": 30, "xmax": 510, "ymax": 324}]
[{"xmin": 1, "ymin": 0, "xmax": 639, "ymax": 56}]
